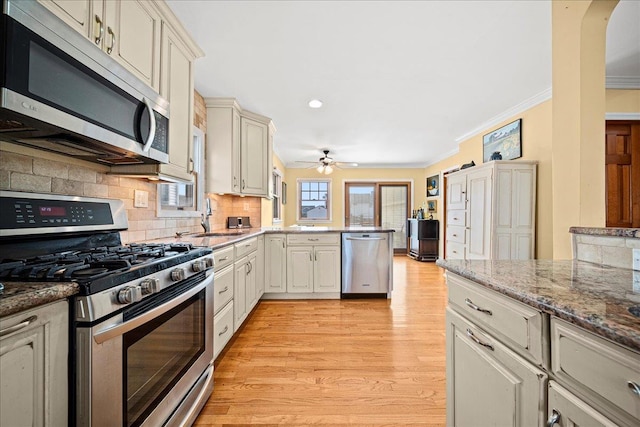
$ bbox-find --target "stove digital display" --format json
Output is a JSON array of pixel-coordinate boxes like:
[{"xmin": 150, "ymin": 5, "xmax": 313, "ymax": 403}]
[{"xmin": 39, "ymin": 206, "xmax": 66, "ymax": 216}]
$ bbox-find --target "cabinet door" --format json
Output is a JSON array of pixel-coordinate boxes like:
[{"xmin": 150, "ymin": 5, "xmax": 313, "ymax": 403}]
[
  {"xmin": 158, "ymin": 21, "xmax": 194, "ymax": 181},
  {"xmin": 265, "ymin": 235, "xmax": 287, "ymax": 293},
  {"xmin": 104, "ymin": 0, "xmax": 161, "ymax": 91},
  {"xmin": 0, "ymin": 301, "xmax": 68, "ymax": 427},
  {"xmin": 466, "ymin": 167, "xmax": 492, "ymax": 259},
  {"xmin": 547, "ymin": 381, "xmax": 617, "ymax": 427},
  {"xmin": 38, "ymin": 0, "xmax": 92, "ymax": 38},
  {"xmin": 233, "ymin": 260, "xmax": 248, "ymax": 331},
  {"xmin": 446, "ymin": 307, "xmax": 547, "ymax": 427},
  {"xmin": 232, "ymin": 109, "xmax": 241, "ymax": 193},
  {"xmin": 286, "ymin": 246, "xmax": 314, "ymax": 293},
  {"xmin": 255, "ymin": 236, "xmax": 265, "ymax": 299},
  {"xmin": 447, "ymin": 173, "xmax": 467, "ymax": 210},
  {"xmin": 245, "ymin": 253, "xmax": 258, "ymax": 313},
  {"xmin": 313, "ymin": 246, "xmax": 341, "ymax": 292},
  {"xmin": 240, "ymin": 117, "xmax": 268, "ymax": 196}
]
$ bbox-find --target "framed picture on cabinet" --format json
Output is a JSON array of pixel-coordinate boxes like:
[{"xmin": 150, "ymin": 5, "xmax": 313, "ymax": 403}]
[
  {"xmin": 483, "ymin": 119, "xmax": 522, "ymax": 163},
  {"xmin": 427, "ymin": 174, "xmax": 439, "ymax": 197}
]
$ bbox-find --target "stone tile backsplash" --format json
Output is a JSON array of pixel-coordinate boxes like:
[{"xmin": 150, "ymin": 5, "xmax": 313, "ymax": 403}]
[{"xmin": 572, "ymin": 232, "xmax": 640, "ymax": 270}]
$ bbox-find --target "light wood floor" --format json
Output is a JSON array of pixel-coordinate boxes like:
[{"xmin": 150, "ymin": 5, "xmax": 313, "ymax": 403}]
[{"xmin": 194, "ymin": 256, "xmax": 447, "ymax": 426}]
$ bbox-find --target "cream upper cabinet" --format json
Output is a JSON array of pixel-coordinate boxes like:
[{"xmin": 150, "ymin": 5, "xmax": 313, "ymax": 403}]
[
  {"xmin": 37, "ymin": 0, "xmax": 91, "ymax": 37},
  {"xmin": 40, "ymin": 0, "xmax": 161, "ymax": 91},
  {"xmin": 205, "ymin": 98, "xmax": 274, "ymax": 197},
  {"xmin": 156, "ymin": 21, "xmax": 194, "ymax": 181},
  {"xmin": 445, "ymin": 161, "xmax": 537, "ymax": 260},
  {"xmin": 0, "ymin": 300, "xmax": 68, "ymax": 427}
]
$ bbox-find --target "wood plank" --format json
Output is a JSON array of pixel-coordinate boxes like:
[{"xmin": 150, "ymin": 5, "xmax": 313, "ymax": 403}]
[{"xmin": 195, "ymin": 256, "xmax": 446, "ymax": 426}]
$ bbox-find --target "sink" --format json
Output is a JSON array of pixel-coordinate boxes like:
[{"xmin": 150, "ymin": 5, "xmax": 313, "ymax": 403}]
[{"xmin": 195, "ymin": 232, "xmax": 245, "ymax": 237}]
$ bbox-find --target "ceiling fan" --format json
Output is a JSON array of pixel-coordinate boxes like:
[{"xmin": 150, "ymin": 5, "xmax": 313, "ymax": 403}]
[{"xmin": 296, "ymin": 150, "xmax": 358, "ymax": 174}]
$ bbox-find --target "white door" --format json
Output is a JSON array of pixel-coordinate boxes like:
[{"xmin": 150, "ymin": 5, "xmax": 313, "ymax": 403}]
[{"xmin": 466, "ymin": 167, "xmax": 492, "ymax": 259}]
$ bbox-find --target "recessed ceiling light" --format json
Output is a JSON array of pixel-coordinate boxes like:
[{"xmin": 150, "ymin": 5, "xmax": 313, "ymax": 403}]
[{"xmin": 308, "ymin": 99, "xmax": 323, "ymax": 109}]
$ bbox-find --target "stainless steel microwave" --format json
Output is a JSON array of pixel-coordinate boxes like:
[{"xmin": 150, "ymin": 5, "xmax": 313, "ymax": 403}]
[{"xmin": 0, "ymin": 0, "xmax": 169, "ymax": 165}]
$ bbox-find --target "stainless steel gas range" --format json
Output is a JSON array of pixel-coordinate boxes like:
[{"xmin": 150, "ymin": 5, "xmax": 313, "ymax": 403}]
[{"xmin": 0, "ymin": 191, "xmax": 214, "ymax": 427}]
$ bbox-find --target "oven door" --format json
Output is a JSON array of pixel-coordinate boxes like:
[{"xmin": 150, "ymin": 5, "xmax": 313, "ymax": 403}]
[{"xmin": 76, "ymin": 272, "xmax": 213, "ymax": 427}]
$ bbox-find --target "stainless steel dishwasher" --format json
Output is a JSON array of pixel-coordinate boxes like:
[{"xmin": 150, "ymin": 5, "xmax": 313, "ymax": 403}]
[{"xmin": 342, "ymin": 232, "xmax": 393, "ymax": 297}]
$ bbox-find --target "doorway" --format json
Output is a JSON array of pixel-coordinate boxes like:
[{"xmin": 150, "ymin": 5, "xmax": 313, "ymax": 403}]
[
  {"xmin": 345, "ymin": 182, "xmax": 411, "ymax": 253},
  {"xmin": 605, "ymin": 121, "xmax": 640, "ymax": 227}
]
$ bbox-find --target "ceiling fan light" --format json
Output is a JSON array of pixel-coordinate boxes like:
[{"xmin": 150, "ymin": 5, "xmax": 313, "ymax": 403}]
[
  {"xmin": 317, "ymin": 165, "xmax": 325, "ymax": 173},
  {"xmin": 324, "ymin": 165, "xmax": 333, "ymax": 174},
  {"xmin": 308, "ymin": 99, "xmax": 323, "ymax": 109}
]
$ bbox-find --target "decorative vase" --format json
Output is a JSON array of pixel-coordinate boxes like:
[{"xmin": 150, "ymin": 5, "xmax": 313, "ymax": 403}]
[{"xmin": 490, "ymin": 151, "xmax": 502, "ymax": 160}]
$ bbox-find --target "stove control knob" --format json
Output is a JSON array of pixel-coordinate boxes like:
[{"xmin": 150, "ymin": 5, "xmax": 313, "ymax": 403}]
[
  {"xmin": 204, "ymin": 257, "xmax": 214, "ymax": 268},
  {"xmin": 140, "ymin": 278, "xmax": 160, "ymax": 295},
  {"xmin": 171, "ymin": 268, "xmax": 186, "ymax": 281},
  {"xmin": 117, "ymin": 286, "xmax": 142, "ymax": 304},
  {"xmin": 191, "ymin": 260, "xmax": 207, "ymax": 272}
]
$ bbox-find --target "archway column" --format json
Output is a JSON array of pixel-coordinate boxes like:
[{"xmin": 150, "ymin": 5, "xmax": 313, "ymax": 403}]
[{"xmin": 551, "ymin": 0, "xmax": 618, "ymax": 259}]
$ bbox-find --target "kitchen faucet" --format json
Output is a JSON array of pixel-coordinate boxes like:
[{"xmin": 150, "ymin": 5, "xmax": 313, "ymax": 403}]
[{"xmin": 201, "ymin": 198, "xmax": 212, "ymax": 233}]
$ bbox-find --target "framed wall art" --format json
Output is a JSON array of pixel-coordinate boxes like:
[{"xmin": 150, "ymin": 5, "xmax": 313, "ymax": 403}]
[
  {"xmin": 427, "ymin": 174, "xmax": 439, "ymax": 197},
  {"xmin": 427, "ymin": 200, "xmax": 437, "ymax": 212},
  {"xmin": 483, "ymin": 119, "xmax": 522, "ymax": 163}
]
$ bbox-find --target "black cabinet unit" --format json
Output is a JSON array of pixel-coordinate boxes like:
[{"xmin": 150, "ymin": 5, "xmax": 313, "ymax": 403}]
[{"xmin": 407, "ymin": 218, "xmax": 439, "ymax": 261}]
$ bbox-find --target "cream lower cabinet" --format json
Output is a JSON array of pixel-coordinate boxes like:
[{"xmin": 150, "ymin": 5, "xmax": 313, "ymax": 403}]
[
  {"xmin": 547, "ymin": 381, "xmax": 618, "ymax": 427},
  {"xmin": 446, "ymin": 307, "xmax": 547, "ymax": 426},
  {"xmin": 445, "ymin": 161, "xmax": 537, "ymax": 260},
  {"xmin": 284, "ymin": 234, "xmax": 341, "ymax": 296},
  {"xmin": 0, "ymin": 300, "xmax": 68, "ymax": 427},
  {"xmin": 265, "ymin": 234, "xmax": 287, "ymax": 293},
  {"xmin": 213, "ymin": 258, "xmax": 234, "ymax": 360},
  {"xmin": 233, "ymin": 238, "xmax": 259, "ymax": 332}
]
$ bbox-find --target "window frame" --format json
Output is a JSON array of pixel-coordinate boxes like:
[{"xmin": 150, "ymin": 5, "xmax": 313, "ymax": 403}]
[
  {"xmin": 272, "ymin": 168, "xmax": 283, "ymax": 223},
  {"xmin": 156, "ymin": 126, "xmax": 204, "ymax": 218},
  {"xmin": 296, "ymin": 178, "xmax": 332, "ymax": 223}
]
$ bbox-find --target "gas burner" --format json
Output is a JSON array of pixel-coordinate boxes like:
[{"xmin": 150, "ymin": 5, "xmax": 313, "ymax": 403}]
[{"xmin": 73, "ymin": 267, "xmax": 109, "ymax": 277}]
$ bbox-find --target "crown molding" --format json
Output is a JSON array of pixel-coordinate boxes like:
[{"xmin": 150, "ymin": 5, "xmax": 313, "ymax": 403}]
[
  {"xmin": 423, "ymin": 147, "xmax": 460, "ymax": 168},
  {"xmin": 455, "ymin": 87, "xmax": 552, "ymax": 144},
  {"xmin": 605, "ymin": 76, "xmax": 640, "ymax": 89},
  {"xmin": 606, "ymin": 112, "xmax": 640, "ymax": 120}
]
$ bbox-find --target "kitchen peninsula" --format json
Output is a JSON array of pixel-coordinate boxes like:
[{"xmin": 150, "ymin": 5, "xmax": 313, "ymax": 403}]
[{"xmin": 437, "ymin": 227, "xmax": 640, "ymax": 427}]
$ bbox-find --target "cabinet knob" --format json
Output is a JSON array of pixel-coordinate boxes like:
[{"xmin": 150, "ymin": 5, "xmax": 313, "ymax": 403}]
[{"xmin": 546, "ymin": 409, "xmax": 560, "ymax": 427}]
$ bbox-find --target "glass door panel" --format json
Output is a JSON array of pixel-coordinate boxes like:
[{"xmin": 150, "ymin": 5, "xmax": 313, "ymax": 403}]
[
  {"xmin": 345, "ymin": 184, "xmax": 376, "ymax": 226},
  {"xmin": 380, "ymin": 185, "xmax": 408, "ymax": 251}
]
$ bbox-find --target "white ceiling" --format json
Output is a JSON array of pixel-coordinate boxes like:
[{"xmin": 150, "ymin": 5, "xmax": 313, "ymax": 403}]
[{"xmin": 167, "ymin": 0, "xmax": 640, "ymax": 169}]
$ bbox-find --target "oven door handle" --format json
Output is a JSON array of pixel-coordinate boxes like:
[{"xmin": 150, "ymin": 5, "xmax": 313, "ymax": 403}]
[{"xmin": 93, "ymin": 273, "xmax": 212, "ymax": 344}]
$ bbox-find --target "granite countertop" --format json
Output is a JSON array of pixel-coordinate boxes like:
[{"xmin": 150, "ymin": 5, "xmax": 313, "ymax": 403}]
[
  {"xmin": 436, "ymin": 259, "xmax": 640, "ymax": 352},
  {"xmin": 570, "ymin": 226, "xmax": 640, "ymax": 238},
  {"xmin": 0, "ymin": 281, "xmax": 79, "ymax": 318},
  {"xmin": 160, "ymin": 226, "xmax": 395, "ymax": 250}
]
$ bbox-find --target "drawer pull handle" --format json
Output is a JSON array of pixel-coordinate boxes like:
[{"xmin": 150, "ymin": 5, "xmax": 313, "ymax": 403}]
[
  {"xmin": 466, "ymin": 328, "xmax": 494, "ymax": 351},
  {"xmin": 218, "ymin": 286, "xmax": 229, "ymax": 294},
  {"xmin": 546, "ymin": 409, "xmax": 560, "ymax": 427},
  {"xmin": 0, "ymin": 315, "xmax": 37, "ymax": 337},
  {"xmin": 219, "ymin": 256, "xmax": 229, "ymax": 261},
  {"xmin": 308, "ymin": 238, "xmax": 319, "ymax": 241},
  {"xmin": 453, "ymin": 217, "xmax": 459, "ymax": 220},
  {"xmin": 465, "ymin": 298, "xmax": 492, "ymax": 315},
  {"xmin": 218, "ymin": 326, "xmax": 229, "ymax": 336},
  {"xmin": 452, "ymin": 234, "xmax": 458, "ymax": 237},
  {"xmin": 628, "ymin": 381, "xmax": 640, "ymax": 397}
]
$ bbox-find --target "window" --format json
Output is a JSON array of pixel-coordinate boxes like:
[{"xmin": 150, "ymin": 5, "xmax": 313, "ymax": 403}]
[
  {"xmin": 297, "ymin": 179, "xmax": 331, "ymax": 222},
  {"xmin": 272, "ymin": 168, "xmax": 283, "ymax": 222},
  {"xmin": 157, "ymin": 126, "xmax": 204, "ymax": 217}
]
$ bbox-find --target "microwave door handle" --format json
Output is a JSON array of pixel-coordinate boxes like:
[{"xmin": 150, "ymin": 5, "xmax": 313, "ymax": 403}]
[{"xmin": 141, "ymin": 97, "xmax": 156, "ymax": 152}]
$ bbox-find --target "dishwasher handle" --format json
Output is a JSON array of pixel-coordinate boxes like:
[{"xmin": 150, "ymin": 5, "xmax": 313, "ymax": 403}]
[{"xmin": 346, "ymin": 237, "xmax": 385, "ymax": 241}]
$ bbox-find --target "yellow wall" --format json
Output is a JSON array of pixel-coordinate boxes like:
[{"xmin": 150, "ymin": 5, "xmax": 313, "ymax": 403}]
[
  {"xmin": 425, "ymin": 100, "xmax": 553, "ymax": 259},
  {"xmin": 283, "ymin": 167, "xmax": 426, "ymax": 228},
  {"xmin": 606, "ymin": 89, "xmax": 640, "ymax": 113}
]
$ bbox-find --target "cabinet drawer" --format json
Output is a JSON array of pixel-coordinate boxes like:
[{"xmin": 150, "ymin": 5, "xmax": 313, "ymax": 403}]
[
  {"xmin": 446, "ymin": 241, "xmax": 465, "ymax": 259},
  {"xmin": 213, "ymin": 246, "xmax": 234, "ymax": 271},
  {"xmin": 234, "ymin": 237, "xmax": 258, "ymax": 259},
  {"xmin": 448, "ymin": 210, "xmax": 466, "ymax": 226},
  {"xmin": 446, "ymin": 225, "xmax": 466, "ymax": 244},
  {"xmin": 551, "ymin": 318, "xmax": 640, "ymax": 424},
  {"xmin": 214, "ymin": 301, "xmax": 234, "ymax": 360},
  {"xmin": 287, "ymin": 233, "xmax": 340, "ymax": 245},
  {"xmin": 213, "ymin": 264, "xmax": 234, "ymax": 314},
  {"xmin": 447, "ymin": 273, "xmax": 547, "ymax": 367}
]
